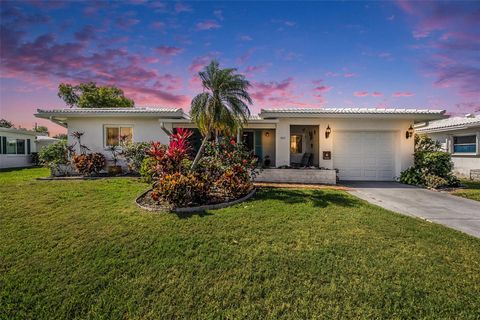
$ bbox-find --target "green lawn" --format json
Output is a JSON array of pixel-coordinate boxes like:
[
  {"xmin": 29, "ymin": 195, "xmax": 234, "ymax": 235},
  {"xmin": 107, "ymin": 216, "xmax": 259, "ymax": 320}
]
[
  {"xmin": 451, "ymin": 180, "xmax": 480, "ymax": 202},
  {"xmin": 1, "ymin": 168, "xmax": 480, "ymax": 319}
]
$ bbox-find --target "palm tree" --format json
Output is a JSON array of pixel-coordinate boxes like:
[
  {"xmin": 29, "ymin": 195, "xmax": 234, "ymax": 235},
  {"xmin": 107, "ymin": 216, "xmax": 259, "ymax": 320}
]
[{"xmin": 190, "ymin": 60, "xmax": 252, "ymax": 169}]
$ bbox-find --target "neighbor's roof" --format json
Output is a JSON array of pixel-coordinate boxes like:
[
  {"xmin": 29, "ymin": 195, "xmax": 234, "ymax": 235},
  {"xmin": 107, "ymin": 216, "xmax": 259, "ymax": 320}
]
[
  {"xmin": 35, "ymin": 107, "xmax": 188, "ymax": 119},
  {"xmin": 0, "ymin": 126, "xmax": 38, "ymax": 136},
  {"xmin": 416, "ymin": 115, "xmax": 480, "ymax": 133},
  {"xmin": 36, "ymin": 135, "xmax": 59, "ymax": 141}
]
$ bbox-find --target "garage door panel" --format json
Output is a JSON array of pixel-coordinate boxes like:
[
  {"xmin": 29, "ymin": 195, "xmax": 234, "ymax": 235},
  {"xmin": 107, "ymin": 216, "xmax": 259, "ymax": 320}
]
[{"xmin": 334, "ymin": 131, "xmax": 396, "ymax": 181}]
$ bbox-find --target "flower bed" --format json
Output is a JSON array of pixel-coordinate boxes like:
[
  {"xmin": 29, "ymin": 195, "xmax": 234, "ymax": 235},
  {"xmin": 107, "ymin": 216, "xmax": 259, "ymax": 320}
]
[{"xmin": 137, "ymin": 129, "xmax": 258, "ymax": 211}]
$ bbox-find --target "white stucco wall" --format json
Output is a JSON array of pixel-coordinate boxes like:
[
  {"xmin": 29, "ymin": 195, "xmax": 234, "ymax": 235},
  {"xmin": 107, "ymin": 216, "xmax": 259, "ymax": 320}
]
[
  {"xmin": 0, "ymin": 131, "xmax": 37, "ymax": 169},
  {"xmin": 261, "ymin": 129, "xmax": 276, "ymax": 166},
  {"xmin": 427, "ymin": 128, "xmax": 480, "ymax": 177},
  {"xmin": 274, "ymin": 118, "xmax": 414, "ymax": 179},
  {"xmin": 66, "ymin": 117, "xmax": 172, "ymax": 166}
]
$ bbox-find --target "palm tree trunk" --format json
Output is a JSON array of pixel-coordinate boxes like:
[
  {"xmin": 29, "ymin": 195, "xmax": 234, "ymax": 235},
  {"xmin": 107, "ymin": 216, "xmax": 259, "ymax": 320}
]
[{"xmin": 190, "ymin": 133, "xmax": 210, "ymax": 170}]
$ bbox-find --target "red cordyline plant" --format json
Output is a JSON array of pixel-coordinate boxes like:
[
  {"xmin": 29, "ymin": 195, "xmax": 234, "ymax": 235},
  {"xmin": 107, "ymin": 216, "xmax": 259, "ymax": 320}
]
[{"xmin": 145, "ymin": 129, "xmax": 193, "ymax": 179}]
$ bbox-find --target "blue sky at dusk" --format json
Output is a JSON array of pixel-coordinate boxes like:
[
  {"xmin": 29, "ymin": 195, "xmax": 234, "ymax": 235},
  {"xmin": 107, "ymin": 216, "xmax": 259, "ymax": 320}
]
[{"xmin": 1, "ymin": 0, "xmax": 479, "ymax": 135}]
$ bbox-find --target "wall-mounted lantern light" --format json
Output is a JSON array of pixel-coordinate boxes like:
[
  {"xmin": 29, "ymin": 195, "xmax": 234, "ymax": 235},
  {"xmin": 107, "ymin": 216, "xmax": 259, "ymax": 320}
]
[
  {"xmin": 325, "ymin": 125, "xmax": 331, "ymax": 139},
  {"xmin": 406, "ymin": 125, "xmax": 414, "ymax": 139},
  {"xmin": 265, "ymin": 131, "xmax": 270, "ymax": 137}
]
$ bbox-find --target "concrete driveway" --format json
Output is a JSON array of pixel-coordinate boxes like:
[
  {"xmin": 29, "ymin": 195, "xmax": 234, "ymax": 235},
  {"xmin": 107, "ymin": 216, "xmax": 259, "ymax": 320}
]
[{"xmin": 344, "ymin": 181, "xmax": 480, "ymax": 238}]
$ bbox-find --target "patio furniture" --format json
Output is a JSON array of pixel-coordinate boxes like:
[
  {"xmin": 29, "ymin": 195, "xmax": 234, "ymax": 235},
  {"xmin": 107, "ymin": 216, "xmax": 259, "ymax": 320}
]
[{"xmin": 291, "ymin": 152, "xmax": 313, "ymax": 167}]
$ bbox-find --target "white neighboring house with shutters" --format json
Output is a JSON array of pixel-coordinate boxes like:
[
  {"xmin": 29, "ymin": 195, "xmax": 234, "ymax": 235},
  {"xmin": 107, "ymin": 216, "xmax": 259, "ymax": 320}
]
[
  {"xmin": 35, "ymin": 107, "xmax": 446, "ymax": 182},
  {"xmin": 416, "ymin": 114, "xmax": 480, "ymax": 178},
  {"xmin": 0, "ymin": 127, "xmax": 37, "ymax": 169}
]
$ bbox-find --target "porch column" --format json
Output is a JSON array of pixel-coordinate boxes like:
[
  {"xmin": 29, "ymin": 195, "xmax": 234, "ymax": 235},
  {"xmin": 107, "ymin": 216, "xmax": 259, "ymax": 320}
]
[
  {"xmin": 275, "ymin": 121, "xmax": 290, "ymax": 167},
  {"xmin": 237, "ymin": 128, "xmax": 241, "ymax": 143}
]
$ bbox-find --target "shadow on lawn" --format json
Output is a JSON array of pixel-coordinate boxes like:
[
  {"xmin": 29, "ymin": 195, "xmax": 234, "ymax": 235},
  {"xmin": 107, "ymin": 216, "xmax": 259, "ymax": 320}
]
[
  {"xmin": 174, "ymin": 210, "xmax": 213, "ymax": 219},
  {"xmin": 255, "ymin": 187, "xmax": 362, "ymax": 208}
]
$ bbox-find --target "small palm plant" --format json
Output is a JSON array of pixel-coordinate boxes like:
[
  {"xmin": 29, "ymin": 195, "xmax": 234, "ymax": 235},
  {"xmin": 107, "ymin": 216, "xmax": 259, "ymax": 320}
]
[{"xmin": 190, "ymin": 60, "xmax": 252, "ymax": 169}]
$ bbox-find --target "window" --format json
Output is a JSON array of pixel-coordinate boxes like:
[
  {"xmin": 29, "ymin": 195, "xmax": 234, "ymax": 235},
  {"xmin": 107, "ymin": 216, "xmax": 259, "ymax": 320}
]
[
  {"xmin": 5, "ymin": 138, "xmax": 26, "ymax": 154},
  {"xmin": 290, "ymin": 134, "xmax": 302, "ymax": 153},
  {"xmin": 105, "ymin": 126, "xmax": 133, "ymax": 146},
  {"xmin": 453, "ymin": 135, "xmax": 477, "ymax": 153}
]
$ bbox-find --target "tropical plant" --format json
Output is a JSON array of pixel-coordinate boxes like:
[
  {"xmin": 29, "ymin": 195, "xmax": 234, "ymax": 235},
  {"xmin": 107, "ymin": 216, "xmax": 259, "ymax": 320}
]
[
  {"xmin": 70, "ymin": 131, "xmax": 89, "ymax": 154},
  {"xmin": 107, "ymin": 145, "xmax": 120, "ymax": 167},
  {"xmin": 151, "ymin": 172, "xmax": 208, "ymax": 208},
  {"xmin": 39, "ymin": 140, "xmax": 70, "ymax": 166},
  {"xmin": 140, "ymin": 129, "xmax": 193, "ymax": 182},
  {"xmin": 121, "ymin": 141, "xmax": 150, "ymax": 173},
  {"xmin": 58, "ymin": 82, "xmax": 134, "ymax": 108},
  {"xmin": 72, "ymin": 153, "xmax": 106, "ymax": 176},
  {"xmin": 190, "ymin": 60, "xmax": 252, "ymax": 169}
]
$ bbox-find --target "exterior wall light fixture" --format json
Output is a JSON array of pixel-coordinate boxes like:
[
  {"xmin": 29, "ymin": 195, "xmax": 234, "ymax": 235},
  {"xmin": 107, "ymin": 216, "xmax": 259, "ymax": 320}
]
[
  {"xmin": 325, "ymin": 125, "xmax": 331, "ymax": 139},
  {"xmin": 406, "ymin": 125, "xmax": 414, "ymax": 139}
]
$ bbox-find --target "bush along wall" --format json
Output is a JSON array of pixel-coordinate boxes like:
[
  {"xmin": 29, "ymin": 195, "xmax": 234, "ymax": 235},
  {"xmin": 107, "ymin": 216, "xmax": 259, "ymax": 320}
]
[{"xmin": 400, "ymin": 134, "xmax": 459, "ymax": 189}]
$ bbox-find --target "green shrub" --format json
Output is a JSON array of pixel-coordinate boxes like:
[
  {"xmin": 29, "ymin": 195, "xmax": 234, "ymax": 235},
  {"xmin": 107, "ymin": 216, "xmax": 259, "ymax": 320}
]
[
  {"xmin": 39, "ymin": 140, "xmax": 70, "ymax": 166},
  {"xmin": 414, "ymin": 151, "xmax": 453, "ymax": 177},
  {"xmin": 140, "ymin": 157, "xmax": 159, "ymax": 183},
  {"xmin": 121, "ymin": 141, "xmax": 150, "ymax": 173},
  {"xmin": 423, "ymin": 174, "xmax": 448, "ymax": 189},
  {"xmin": 400, "ymin": 134, "xmax": 458, "ymax": 189},
  {"xmin": 399, "ymin": 167, "xmax": 422, "ymax": 185}
]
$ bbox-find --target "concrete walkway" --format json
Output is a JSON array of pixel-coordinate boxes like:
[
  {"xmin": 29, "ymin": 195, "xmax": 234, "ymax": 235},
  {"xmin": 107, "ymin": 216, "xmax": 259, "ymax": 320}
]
[{"xmin": 344, "ymin": 181, "xmax": 480, "ymax": 238}]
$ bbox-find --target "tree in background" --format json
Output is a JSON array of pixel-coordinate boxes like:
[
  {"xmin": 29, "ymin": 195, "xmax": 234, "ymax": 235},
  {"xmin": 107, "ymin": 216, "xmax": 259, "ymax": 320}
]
[
  {"xmin": 0, "ymin": 119, "xmax": 14, "ymax": 128},
  {"xmin": 190, "ymin": 60, "xmax": 252, "ymax": 169},
  {"xmin": 57, "ymin": 82, "xmax": 134, "ymax": 108},
  {"xmin": 53, "ymin": 133, "xmax": 68, "ymax": 140},
  {"xmin": 34, "ymin": 125, "xmax": 50, "ymax": 136}
]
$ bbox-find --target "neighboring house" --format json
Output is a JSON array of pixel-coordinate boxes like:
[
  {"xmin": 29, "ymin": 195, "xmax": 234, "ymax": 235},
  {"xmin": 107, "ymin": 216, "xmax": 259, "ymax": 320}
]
[
  {"xmin": 416, "ymin": 114, "xmax": 480, "ymax": 178},
  {"xmin": 35, "ymin": 107, "xmax": 444, "ymax": 181},
  {"xmin": 0, "ymin": 127, "xmax": 37, "ymax": 169},
  {"xmin": 35, "ymin": 135, "xmax": 59, "ymax": 150}
]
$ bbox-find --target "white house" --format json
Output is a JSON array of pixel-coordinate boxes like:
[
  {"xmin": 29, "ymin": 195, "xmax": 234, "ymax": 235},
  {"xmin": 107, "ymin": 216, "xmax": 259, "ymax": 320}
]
[
  {"xmin": 0, "ymin": 127, "xmax": 37, "ymax": 169},
  {"xmin": 35, "ymin": 107, "xmax": 445, "ymax": 182},
  {"xmin": 416, "ymin": 114, "xmax": 480, "ymax": 179}
]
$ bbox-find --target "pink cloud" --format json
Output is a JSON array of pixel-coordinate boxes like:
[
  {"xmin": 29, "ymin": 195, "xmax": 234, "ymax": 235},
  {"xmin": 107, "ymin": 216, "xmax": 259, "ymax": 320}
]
[
  {"xmin": 251, "ymin": 78, "xmax": 295, "ymax": 102},
  {"xmin": 371, "ymin": 91, "xmax": 383, "ymax": 97},
  {"xmin": 393, "ymin": 92, "xmax": 415, "ymax": 97},
  {"xmin": 244, "ymin": 64, "xmax": 269, "ymax": 75},
  {"xmin": 354, "ymin": 91, "xmax": 369, "ymax": 97},
  {"xmin": 175, "ymin": 3, "xmax": 192, "ymax": 13},
  {"xmin": 343, "ymin": 73, "xmax": 356, "ymax": 78},
  {"xmin": 196, "ymin": 20, "xmax": 220, "ymax": 31},
  {"xmin": 188, "ymin": 53, "xmax": 218, "ymax": 73},
  {"xmin": 155, "ymin": 46, "xmax": 184, "ymax": 56}
]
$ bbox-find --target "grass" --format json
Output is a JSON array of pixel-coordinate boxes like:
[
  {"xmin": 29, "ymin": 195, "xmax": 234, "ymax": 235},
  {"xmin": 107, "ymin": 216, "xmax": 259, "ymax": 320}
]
[
  {"xmin": 450, "ymin": 180, "xmax": 480, "ymax": 202},
  {"xmin": 1, "ymin": 168, "xmax": 480, "ymax": 319}
]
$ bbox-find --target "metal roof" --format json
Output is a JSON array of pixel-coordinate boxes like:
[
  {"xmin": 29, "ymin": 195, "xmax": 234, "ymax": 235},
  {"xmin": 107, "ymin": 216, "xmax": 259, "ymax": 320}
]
[
  {"xmin": 416, "ymin": 115, "xmax": 480, "ymax": 133},
  {"xmin": 260, "ymin": 107, "xmax": 445, "ymax": 115},
  {"xmin": 36, "ymin": 107, "xmax": 183, "ymax": 114}
]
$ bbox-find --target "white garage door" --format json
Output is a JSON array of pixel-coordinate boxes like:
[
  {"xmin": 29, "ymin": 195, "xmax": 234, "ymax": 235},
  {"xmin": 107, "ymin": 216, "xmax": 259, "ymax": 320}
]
[{"xmin": 333, "ymin": 131, "xmax": 396, "ymax": 181}]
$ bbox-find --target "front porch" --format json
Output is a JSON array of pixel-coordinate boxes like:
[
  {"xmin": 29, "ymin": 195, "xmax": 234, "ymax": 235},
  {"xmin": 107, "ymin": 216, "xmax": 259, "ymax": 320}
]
[{"xmin": 254, "ymin": 168, "xmax": 337, "ymax": 185}]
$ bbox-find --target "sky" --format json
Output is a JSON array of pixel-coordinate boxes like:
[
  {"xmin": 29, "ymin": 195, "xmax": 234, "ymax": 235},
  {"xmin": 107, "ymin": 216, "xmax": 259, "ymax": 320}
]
[{"xmin": 0, "ymin": 0, "xmax": 479, "ymax": 136}]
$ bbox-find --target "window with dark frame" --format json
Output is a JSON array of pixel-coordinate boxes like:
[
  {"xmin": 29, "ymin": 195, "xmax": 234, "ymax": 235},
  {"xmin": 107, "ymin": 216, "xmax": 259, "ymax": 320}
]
[{"xmin": 453, "ymin": 135, "xmax": 477, "ymax": 153}]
